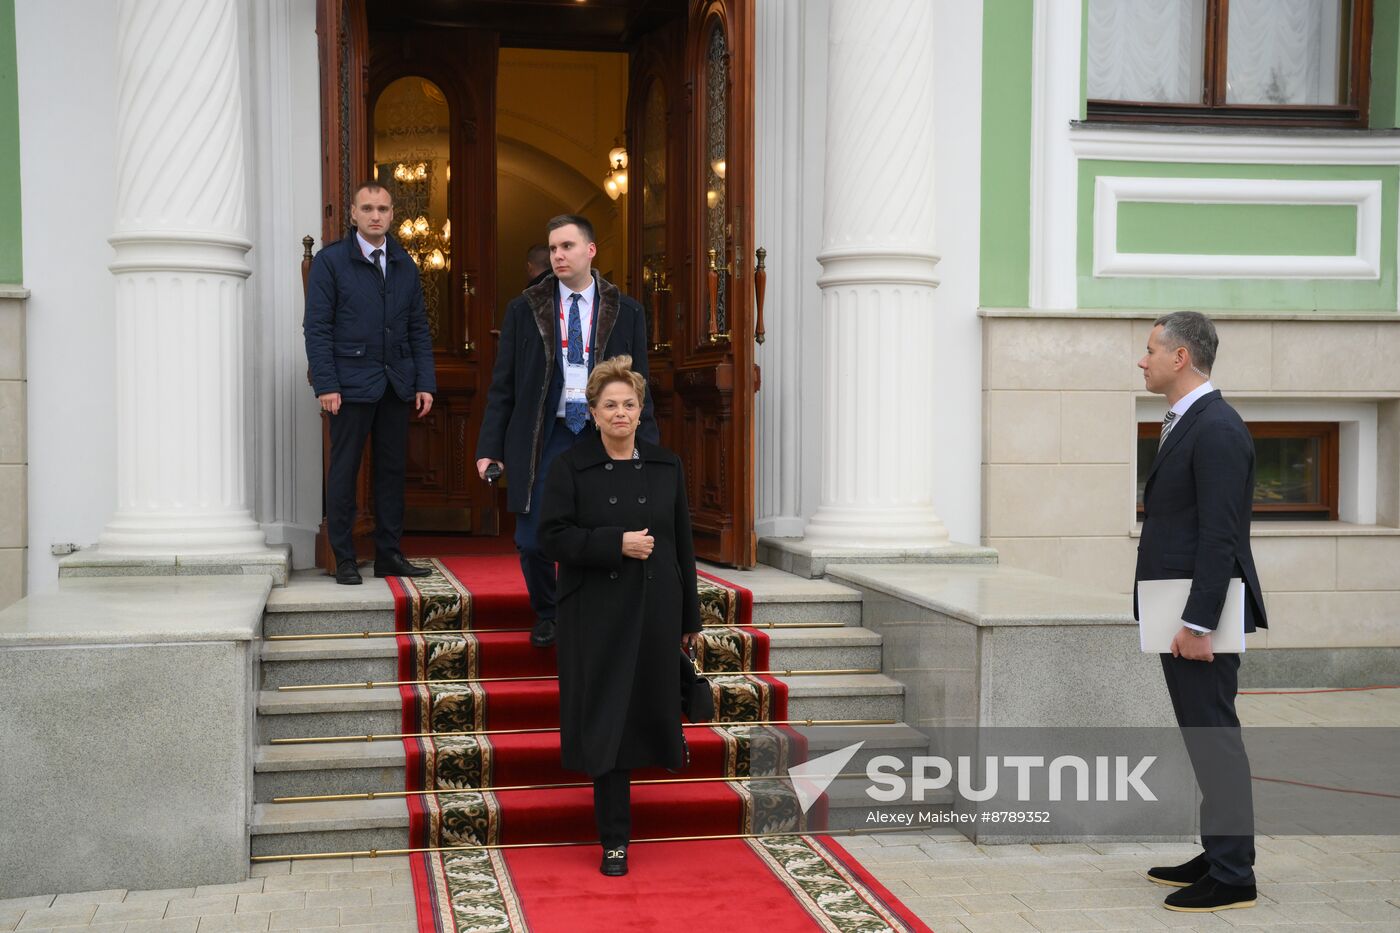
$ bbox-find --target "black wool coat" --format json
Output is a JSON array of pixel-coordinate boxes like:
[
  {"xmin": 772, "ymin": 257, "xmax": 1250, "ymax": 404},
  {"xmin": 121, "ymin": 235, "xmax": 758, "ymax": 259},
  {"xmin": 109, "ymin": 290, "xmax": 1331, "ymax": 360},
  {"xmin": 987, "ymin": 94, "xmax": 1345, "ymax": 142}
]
[
  {"xmin": 537, "ymin": 431, "xmax": 702, "ymax": 778},
  {"xmin": 475, "ymin": 272, "xmax": 658, "ymax": 514},
  {"xmin": 303, "ymin": 235, "xmax": 437, "ymax": 403},
  {"xmin": 1135, "ymin": 391, "xmax": 1268, "ymax": 632}
]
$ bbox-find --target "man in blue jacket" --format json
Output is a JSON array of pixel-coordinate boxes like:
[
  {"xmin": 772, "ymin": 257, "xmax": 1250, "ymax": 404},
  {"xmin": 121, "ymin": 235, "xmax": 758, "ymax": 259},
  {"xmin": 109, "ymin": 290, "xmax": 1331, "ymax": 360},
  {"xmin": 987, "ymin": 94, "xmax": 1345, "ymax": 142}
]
[{"xmin": 304, "ymin": 182, "xmax": 436, "ymax": 585}]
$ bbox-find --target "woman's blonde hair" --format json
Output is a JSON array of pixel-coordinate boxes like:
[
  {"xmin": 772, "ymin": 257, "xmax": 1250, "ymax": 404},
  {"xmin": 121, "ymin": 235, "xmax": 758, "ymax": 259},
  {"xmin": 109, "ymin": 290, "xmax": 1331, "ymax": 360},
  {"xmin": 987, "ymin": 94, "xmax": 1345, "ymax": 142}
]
[{"xmin": 586, "ymin": 355, "xmax": 647, "ymax": 408}]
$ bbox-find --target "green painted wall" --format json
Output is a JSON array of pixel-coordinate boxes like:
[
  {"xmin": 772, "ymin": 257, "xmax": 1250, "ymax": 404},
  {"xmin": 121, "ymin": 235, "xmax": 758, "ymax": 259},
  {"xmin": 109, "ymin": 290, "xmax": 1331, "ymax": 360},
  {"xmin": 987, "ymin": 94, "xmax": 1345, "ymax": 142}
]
[
  {"xmin": 979, "ymin": 0, "xmax": 1033, "ymax": 308},
  {"xmin": 1116, "ymin": 202, "xmax": 1358, "ymax": 257},
  {"xmin": 1372, "ymin": 0, "xmax": 1400, "ymax": 129},
  {"xmin": 1078, "ymin": 161, "xmax": 1399, "ymax": 311},
  {"xmin": 0, "ymin": 0, "xmax": 20, "ymax": 284}
]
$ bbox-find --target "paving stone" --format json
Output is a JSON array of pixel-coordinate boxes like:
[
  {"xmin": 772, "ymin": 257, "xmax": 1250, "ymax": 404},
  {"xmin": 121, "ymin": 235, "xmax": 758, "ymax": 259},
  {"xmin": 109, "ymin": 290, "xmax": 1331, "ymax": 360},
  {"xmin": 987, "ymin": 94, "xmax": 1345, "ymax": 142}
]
[
  {"xmin": 955, "ymin": 894, "xmax": 1032, "ymax": 915},
  {"xmin": 1209, "ymin": 904, "xmax": 1290, "ymax": 927},
  {"xmin": 164, "ymin": 896, "xmax": 236, "ymax": 918},
  {"xmin": 368, "ymin": 887, "xmax": 413, "ymax": 906},
  {"xmin": 233, "ymin": 893, "xmax": 304, "ymax": 915},
  {"xmin": 303, "ymin": 890, "xmax": 371, "ymax": 911},
  {"xmin": 335, "ymin": 903, "xmax": 413, "ymax": 926},
  {"xmin": 288, "ymin": 860, "xmax": 349, "ymax": 876},
  {"xmin": 195, "ymin": 912, "xmax": 270, "ymax": 933},
  {"xmin": 193, "ymin": 882, "xmax": 264, "ymax": 898},
  {"xmin": 91, "ymin": 899, "xmax": 170, "ymax": 923},
  {"xmin": 1332, "ymin": 898, "xmax": 1400, "ymax": 921},
  {"xmin": 123, "ymin": 920, "xmax": 200, "ymax": 933},
  {"xmin": 267, "ymin": 908, "xmax": 339, "ymax": 931},
  {"xmin": 901, "ymin": 876, "xmax": 979, "ymax": 898},
  {"xmin": 1022, "ymin": 908, "xmax": 1108, "ymax": 931},
  {"xmin": 1087, "ymin": 907, "xmax": 1169, "ymax": 930},
  {"xmin": 123, "ymin": 890, "xmax": 195, "ymax": 903},
  {"xmin": 350, "ymin": 857, "xmax": 408, "ymax": 873},
  {"xmin": 1255, "ymin": 882, "xmax": 1335, "ymax": 905},
  {"xmin": 15, "ymin": 904, "xmax": 98, "ymax": 928},
  {"xmin": 247, "ymin": 864, "xmax": 289, "ymax": 880},
  {"xmin": 52, "ymin": 891, "xmax": 126, "ymax": 907},
  {"xmin": 0, "ymin": 902, "xmax": 52, "ymax": 916},
  {"xmin": 327, "ymin": 873, "xmax": 392, "ymax": 891},
  {"xmin": 957, "ymin": 914, "xmax": 1038, "ymax": 933},
  {"xmin": 257, "ymin": 875, "xmax": 329, "ymax": 895},
  {"xmin": 332, "ymin": 924, "xmax": 416, "ymax": 933}
]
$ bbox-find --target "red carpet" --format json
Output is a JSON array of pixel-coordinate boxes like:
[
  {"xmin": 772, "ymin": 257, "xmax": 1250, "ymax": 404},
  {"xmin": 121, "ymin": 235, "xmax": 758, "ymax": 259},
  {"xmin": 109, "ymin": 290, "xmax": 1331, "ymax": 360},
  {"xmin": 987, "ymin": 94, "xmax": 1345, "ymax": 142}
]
[{"xmin": 389, "ymin": 555, "xmax": 932, "ymax": 932}]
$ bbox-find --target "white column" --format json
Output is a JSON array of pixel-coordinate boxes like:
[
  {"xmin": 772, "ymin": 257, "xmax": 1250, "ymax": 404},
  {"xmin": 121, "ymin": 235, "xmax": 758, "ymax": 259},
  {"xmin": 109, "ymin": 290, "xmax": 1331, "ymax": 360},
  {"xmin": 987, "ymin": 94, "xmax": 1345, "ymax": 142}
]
[
  {"xmin": 801, "ymin": 0, "xmax": 949, "ymax": 549},
  {"xmin": 99, "ymin": 0, "xmax": 268, "ymax": 555}
]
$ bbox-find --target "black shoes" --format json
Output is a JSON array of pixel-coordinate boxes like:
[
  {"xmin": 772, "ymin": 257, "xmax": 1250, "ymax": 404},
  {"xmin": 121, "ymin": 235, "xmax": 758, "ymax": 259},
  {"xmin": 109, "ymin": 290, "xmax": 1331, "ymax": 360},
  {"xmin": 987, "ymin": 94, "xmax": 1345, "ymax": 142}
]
[
  {"xmin": 335, "ymin": 559, "xmax": 363, "ymax": 585},
  {"xmin": 374, "ymin": 552, "xmax": 431, "ymax": 578},
  {"xmin": 1146, "ymin": 852, "xmax": 1210, "ymax": 888},
  {"xmin": 600, "ymin": 845, "xmax": 628, "ymax": 877},
  {"xmin": 1163, "ymin": 876, "xmax": 1257, "ymax": 912},
  {"xmin": 530, "ymin": 617, "xmax": 556, "ymax": 648}
]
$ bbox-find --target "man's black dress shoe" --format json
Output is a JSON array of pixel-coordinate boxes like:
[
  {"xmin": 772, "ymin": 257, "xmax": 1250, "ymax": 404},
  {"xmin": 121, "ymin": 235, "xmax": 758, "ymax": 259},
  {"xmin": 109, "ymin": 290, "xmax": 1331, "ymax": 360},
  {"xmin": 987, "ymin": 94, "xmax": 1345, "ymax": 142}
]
[
  {"xmin": 1146, "ymin": 852, "xmax": 1210, "ymax": 888},
  {"xmin": 600, "ymin": 845, "xmax": 628, "ymax": 877},
  {"xmin": 335, "ymin": 559, "xmax": 362, "ymax": 586},
  {"xmin": 374, "ymin": 552, "xmax": 431, "ymax": 577},
  {"xmin": 530, "ymin": 617, "xmax": 556, "ymax": 648},
  {"xmin": 1163, "ymin": 876, "xmax": 1256, "ymax": 912}
]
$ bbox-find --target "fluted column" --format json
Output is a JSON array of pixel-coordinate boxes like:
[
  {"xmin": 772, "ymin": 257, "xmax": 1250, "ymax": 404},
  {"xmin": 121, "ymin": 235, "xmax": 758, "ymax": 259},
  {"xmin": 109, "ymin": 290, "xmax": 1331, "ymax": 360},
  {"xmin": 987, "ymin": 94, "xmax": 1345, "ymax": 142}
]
[
  {"xmin": 801, "ymin": 0, "xmax": 949, "ymax": 548},
  {"xmin": 99, "ymin": 0, "xmax": 268, "ymax": 555}
]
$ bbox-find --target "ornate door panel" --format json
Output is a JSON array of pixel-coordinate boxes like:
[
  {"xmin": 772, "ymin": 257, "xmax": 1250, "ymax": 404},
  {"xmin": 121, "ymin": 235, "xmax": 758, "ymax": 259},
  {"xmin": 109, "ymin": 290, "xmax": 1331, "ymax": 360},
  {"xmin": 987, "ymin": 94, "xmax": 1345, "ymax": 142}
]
[
  {"xmin": 369, "ymin": 32, "xmax": 501, "ymax": 535},
  {"xmin": 633, "ymin": 0, "xmax": 755, "ymax": 567}
]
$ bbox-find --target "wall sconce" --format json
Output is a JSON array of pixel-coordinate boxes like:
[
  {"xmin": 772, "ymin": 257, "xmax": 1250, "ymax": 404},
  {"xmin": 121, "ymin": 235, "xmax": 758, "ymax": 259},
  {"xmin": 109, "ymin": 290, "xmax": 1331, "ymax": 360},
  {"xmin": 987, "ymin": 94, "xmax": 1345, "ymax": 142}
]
[
  {"xmin": 393, "ymin": 161, "xmax": 428, "ymax": 183},
  {"xmin": 603, "ymin": 145, "xmax": 629, "ymax": 199},
  {"xmin": 706, "ymin": 189, "xmax": 719, "ymax": 209},
  {"xmin": 710, "ymin": 159, "xmax": 726, "ymax": 179}
]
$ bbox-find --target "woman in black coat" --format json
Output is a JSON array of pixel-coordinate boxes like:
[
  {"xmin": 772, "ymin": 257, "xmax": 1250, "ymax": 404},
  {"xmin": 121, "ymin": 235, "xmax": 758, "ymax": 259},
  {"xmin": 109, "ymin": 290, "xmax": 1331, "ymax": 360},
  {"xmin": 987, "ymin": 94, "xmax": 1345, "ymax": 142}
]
[{"xmin": 537, "ymin": 355, "xmax": 702, "ymax": 877}]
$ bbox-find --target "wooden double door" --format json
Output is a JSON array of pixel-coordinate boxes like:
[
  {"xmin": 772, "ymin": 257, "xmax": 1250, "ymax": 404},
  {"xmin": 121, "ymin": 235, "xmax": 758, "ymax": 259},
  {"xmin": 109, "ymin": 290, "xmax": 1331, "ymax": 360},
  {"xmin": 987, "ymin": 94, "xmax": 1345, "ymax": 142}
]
[{"xmin": 316, "ymin": 0, "xmax": 759, "ymax": 567}]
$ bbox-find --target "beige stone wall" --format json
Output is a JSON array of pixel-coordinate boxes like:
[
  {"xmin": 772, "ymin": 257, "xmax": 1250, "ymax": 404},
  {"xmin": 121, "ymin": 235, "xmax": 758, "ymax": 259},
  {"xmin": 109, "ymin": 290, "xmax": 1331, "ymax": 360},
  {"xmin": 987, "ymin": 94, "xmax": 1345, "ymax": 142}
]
[
  {"xmin": 0, "ymin": 288, "xmax": 25, "ymax": 609},
  {"xmin": 982, "ymin": 311, "xmax": 1400, "ymax": 649}
]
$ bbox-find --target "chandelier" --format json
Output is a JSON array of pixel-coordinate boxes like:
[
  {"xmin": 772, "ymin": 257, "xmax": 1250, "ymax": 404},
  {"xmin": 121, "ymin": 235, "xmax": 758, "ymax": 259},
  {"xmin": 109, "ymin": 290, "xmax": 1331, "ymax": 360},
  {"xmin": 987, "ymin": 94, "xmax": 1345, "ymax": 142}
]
[
  {"xmin": 603, "ymin": 145, "xmax": 629, "ymax": 200},
  {"xmin": 398, "ymin": 215, "xmax": 450, "ymax": 271}
]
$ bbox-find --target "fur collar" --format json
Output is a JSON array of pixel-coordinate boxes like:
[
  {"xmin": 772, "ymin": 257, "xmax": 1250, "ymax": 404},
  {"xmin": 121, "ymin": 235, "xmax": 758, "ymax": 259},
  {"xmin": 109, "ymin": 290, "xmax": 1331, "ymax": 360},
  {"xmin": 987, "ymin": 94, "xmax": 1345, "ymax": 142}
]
[{"xmin": 522, "ymin": 271, "xmax": 623, "ymax": 363}]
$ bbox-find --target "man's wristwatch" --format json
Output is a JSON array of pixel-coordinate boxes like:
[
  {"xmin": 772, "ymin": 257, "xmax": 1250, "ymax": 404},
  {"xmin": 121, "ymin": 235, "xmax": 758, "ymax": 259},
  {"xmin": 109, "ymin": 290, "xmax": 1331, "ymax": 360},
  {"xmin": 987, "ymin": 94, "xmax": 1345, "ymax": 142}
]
[{"xmin": 1186, "ymin": 627, "xmax": 1211, "ymax": 638}]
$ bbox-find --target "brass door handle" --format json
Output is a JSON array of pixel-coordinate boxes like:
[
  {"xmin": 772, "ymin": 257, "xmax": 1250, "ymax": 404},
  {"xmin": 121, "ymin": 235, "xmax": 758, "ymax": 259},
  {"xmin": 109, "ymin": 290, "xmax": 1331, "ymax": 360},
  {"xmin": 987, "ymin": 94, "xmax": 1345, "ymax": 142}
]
[
  {"xmin": 754, "ymin": 247, "xmax": 767, "ymax": 346},
  {"xmin": 462, "ymin": 272, "xmax": 477, "ymax": 352}
]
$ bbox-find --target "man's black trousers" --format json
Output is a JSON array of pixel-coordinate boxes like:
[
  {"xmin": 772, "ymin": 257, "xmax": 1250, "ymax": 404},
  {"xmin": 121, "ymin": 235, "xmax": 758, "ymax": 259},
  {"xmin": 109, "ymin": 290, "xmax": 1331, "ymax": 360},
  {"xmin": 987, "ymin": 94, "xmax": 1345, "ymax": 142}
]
[{"xmin": 327, "ymin": 392, "xmax": 410, "ymax": 563}]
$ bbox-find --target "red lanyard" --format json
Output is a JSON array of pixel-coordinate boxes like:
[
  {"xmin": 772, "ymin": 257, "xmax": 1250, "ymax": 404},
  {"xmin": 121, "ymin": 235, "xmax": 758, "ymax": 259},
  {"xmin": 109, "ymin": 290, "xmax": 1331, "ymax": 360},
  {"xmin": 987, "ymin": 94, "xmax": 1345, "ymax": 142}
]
[{"xmin": 558, "ymin": 289, "xmax": 594, "ymax": 357}]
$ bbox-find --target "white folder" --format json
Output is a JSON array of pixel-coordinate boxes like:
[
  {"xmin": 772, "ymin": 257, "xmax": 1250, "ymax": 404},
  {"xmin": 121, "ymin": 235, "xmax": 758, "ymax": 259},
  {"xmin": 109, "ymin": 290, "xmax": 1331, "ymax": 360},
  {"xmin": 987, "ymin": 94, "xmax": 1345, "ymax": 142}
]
[{"xmin": 1137, "ymin": 577, "xmax": 1246, "ymax": 653}]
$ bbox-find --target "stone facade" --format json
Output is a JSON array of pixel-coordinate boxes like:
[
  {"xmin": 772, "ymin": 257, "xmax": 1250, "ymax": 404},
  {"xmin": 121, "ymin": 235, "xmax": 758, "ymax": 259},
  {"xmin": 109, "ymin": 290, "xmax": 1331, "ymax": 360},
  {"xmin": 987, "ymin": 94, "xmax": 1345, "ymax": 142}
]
[
  {"xmin": 982, "ymin": 311, "xmax": 1400, "ymax": 651},
  {"xmin": 0, "ymin": 286, "xmax": 24, "ymax": 610}
]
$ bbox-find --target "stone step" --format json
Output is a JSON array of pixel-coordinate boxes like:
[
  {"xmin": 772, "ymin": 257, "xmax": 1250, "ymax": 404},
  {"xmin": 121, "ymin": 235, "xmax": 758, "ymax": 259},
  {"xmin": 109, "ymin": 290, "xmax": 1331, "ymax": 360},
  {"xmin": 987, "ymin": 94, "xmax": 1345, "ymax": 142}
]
[
  {"xmin": 252, "ymin": 722, "xmax": 931, "ymax": 801},
  {"xmin": 257, "ymin": 626, "xmax": 884, "ymax": 689},
  {"xmin": 250, "ymin": 750, "xmax": 940, "ymax": 858},
  {"xmin": 256, "ymin": 673, "xmax": 903, "ymax": 743},
  {"xmin": 261, "ymin": 565, "xmax": 865, "ymax": 638}
]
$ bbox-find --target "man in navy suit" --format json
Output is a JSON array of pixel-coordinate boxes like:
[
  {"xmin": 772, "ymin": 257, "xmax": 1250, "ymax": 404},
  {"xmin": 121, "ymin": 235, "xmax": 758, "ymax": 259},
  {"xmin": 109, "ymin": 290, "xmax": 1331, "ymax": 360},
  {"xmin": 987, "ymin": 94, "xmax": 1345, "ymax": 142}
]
[
  {"xmin": 1134, "ymin": 311, "xmax": 1267, "ymax": 913},
  {"xmin": 304, "ymin": 182, "xmax": 436, "ymax": 585}
]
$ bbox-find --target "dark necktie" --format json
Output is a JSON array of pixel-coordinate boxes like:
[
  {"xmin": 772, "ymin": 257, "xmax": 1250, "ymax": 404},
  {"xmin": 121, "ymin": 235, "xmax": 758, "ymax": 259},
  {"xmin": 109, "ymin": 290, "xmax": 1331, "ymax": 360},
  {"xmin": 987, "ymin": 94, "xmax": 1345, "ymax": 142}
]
[
  {"xmin": 1160, "ymin": 410, "xmax": 1177, "ymax": 441},
  {"xmin": 370, "ymin": 248, "xmax": 384, "ymax": 279},
  {"xmin": 565, "ymin": 292, "xmax": 588, "ymax": 433}
]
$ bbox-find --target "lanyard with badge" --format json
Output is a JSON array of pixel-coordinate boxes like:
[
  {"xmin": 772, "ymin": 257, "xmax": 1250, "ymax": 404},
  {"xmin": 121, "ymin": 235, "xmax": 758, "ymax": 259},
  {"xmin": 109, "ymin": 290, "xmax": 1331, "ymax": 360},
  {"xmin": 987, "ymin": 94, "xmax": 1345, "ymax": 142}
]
[{"xmin": 558, "ymin": 288, "xmax": 594, "ymax": 411}]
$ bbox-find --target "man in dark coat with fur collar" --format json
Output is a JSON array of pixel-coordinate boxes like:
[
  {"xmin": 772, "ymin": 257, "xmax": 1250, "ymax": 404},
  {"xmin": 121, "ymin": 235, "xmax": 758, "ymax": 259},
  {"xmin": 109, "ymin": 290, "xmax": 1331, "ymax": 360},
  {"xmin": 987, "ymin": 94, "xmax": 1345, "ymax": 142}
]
[{"xmin": 475, "ymin": 214, "xmax": 657, "ymax": 648}]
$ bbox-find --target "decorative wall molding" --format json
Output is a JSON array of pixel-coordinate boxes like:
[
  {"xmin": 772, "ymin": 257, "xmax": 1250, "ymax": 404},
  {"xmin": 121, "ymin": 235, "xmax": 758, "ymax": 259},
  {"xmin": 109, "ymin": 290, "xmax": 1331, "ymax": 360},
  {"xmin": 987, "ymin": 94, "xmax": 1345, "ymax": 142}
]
[
  {"xmin": 1093, "ymin": 176, "xmax": 1383, "ymax": 280},
  {"xmin": 1071, "ymin": 126, "xmax": 1400, "ymax": 166},
  {"xmin": 1028, "ymin": 0, "xmax": 1080, "ymax": 309}
]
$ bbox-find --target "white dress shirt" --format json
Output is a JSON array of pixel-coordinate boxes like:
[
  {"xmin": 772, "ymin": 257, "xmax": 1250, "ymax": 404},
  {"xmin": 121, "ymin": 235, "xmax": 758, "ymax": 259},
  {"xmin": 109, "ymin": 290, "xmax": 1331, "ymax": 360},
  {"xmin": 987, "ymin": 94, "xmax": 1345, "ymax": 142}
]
[
  {"xmin": 556, "ymin": 278, "xmax": 595, "ymax": 418},
  {"xmin": 356, "ymin": 232, "xmax": 387, "ymax": 275}
]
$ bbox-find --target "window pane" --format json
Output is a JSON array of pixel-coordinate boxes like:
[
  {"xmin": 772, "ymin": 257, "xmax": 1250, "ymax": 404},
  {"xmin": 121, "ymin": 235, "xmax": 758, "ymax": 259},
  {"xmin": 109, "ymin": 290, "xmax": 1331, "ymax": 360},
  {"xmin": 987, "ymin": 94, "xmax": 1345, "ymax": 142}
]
[
  {"xmin": 1088, "ymin": 0, "xmax": 1206, "ymax": 103},
  {"xmin": 1254, "ymin": 435, "xmax": 1322, "ymax": 505},
  {"xmin": 1227, "ymin": 0, "xmax": 1350, "ymax": 105},
  {"xmin": 374, "ymin": 77, "xmax": 452, "ymax": 351}
]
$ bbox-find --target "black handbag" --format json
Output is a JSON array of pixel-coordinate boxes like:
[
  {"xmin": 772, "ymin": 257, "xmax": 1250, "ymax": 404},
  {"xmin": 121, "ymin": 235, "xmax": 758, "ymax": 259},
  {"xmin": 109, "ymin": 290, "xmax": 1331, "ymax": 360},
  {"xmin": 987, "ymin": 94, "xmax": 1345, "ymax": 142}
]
[{"xmin": 679, "ymin": 647, "xmax": 715, "ymax": 723}]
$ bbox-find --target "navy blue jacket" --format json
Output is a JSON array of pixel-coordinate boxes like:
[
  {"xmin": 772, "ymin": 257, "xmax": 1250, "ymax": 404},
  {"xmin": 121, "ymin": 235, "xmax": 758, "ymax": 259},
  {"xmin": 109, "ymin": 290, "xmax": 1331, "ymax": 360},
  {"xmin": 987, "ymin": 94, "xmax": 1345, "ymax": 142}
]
[
  {"xmin": 476, "ymin": 272, "xmax": 657, "ymax": 514},
  {"xmin": 303, "ymin": 235, "xmax": 437, "ymax": 404},
  {"xmin": 1134, "ymin": 391, "xmax": 1268, "ymax": 633}
]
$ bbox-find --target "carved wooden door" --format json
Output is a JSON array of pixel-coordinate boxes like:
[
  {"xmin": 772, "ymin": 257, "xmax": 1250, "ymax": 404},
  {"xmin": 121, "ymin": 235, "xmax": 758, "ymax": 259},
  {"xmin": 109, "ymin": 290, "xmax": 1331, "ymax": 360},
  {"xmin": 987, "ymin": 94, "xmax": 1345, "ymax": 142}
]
[{"xmin": 630, "ymin": 0, "xmax": 756, "ymax": 567}]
